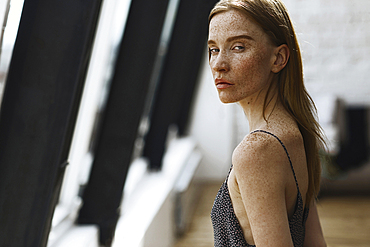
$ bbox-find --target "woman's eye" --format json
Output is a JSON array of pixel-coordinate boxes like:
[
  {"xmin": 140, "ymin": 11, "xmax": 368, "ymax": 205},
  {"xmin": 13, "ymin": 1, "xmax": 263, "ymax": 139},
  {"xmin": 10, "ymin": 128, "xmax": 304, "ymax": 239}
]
[
  {"xmin": 209, "ymin": 47, "xmax": 219, "ymax": 55},
  {"xmin": 233, "ymin": 45, "xmax": 245, "ymax": 51}
]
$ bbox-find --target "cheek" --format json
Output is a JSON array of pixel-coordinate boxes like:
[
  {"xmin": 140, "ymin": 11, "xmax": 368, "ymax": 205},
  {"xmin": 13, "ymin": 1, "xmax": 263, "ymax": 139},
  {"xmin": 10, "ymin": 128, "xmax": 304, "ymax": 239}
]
[
  {"xmin": 235, "ymin": 54, "xmax": 265, "ymax": 80},
  {"xmin": 209, "ymin": 58, "xmax": 217, "ymax": 77},
  {"xmin": 241, "ymin": 52, "xmax": 271, "ymax": 80}
]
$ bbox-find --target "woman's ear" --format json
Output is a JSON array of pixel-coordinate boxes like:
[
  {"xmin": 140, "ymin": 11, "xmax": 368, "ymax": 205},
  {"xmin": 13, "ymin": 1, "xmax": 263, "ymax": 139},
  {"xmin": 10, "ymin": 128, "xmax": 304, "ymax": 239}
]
[{"xmin": 271, "ymin": 44, "xmax": 290, "ymax": 73}]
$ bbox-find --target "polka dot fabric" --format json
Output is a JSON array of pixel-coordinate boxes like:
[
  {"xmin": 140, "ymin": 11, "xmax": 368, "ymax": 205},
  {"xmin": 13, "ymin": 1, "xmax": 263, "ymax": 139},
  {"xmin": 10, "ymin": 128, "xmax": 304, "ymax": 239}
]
[{"xmin": 211, "ymin": 130, "xmax": 309, "ymax": 247}]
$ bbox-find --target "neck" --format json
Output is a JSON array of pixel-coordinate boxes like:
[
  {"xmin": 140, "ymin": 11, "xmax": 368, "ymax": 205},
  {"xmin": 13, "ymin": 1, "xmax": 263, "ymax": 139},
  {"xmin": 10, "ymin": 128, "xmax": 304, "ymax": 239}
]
[{"xmin": 239, "ymin": 82, "xmax": 281, "ymax": 132}]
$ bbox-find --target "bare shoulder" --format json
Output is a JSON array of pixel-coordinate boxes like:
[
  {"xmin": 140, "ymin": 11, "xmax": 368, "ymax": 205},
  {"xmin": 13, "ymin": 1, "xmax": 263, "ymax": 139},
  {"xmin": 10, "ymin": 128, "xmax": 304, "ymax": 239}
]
[
  {"xmin": 232, "ymin": 130, "xmax": 290, "ymax": 168},
  {"xmin": 231, "ymin": 131, "xmax": 290, "ymax": 185}
]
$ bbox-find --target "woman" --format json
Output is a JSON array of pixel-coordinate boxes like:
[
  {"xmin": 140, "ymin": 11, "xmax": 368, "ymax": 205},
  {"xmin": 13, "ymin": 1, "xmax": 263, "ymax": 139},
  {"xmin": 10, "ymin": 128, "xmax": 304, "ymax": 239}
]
[{"xmin": 208, "ymin": 0, "xmax": 327, "ymax": 246}]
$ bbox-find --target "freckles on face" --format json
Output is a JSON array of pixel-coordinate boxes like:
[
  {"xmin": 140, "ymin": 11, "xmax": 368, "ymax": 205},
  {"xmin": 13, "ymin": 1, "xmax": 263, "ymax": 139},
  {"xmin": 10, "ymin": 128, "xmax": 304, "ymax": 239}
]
[{"xmin": 208, "ymin": 9, "xmax": 276, "ymax": 104}]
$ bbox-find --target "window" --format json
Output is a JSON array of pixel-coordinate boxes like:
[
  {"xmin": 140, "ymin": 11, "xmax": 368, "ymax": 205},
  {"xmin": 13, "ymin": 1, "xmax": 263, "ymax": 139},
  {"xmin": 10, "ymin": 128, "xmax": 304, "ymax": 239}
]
[{"xmin": 48, "ymin": 0, "xmax": 132, "ymax": 246}]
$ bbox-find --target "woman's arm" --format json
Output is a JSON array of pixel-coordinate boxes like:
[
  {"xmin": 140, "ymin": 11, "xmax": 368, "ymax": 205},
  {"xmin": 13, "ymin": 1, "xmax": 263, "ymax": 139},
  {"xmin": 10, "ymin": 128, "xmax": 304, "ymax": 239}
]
[
  {"xmin": 304, "ymin": 200, "xmax": 327, "ymax": 247},
  {"xmin": 233, "ymin": 134, "xmax": 295, "ymax": 247}
]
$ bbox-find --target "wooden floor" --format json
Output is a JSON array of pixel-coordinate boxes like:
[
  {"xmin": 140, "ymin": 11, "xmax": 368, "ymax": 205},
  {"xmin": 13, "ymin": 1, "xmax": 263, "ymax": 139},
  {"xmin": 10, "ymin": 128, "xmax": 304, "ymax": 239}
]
[
  {"xmin": 174, "ymin": 182, "xmax": 370, "ymax": 247},
  {"xmin": 174, "ymin": 182, "xmax": 218, "ymax": 247}
]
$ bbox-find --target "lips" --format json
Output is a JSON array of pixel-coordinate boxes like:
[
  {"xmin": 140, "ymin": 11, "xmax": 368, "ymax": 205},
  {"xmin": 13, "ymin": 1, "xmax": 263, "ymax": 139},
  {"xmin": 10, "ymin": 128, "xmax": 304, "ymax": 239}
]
[{"xmin": 215, "ymin": 78, "xmax": 234, "ymax": 89}]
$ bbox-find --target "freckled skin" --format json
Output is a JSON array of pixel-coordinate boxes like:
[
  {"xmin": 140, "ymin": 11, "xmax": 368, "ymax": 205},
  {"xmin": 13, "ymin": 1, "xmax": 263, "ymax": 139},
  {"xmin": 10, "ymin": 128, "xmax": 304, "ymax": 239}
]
[
  {"xmin": 208, "ymin": 9, "xmax": 276, "ymax": 105},
  {"xmin": 208, "ymin": 9, "xmax": 314, "ymax": 247},
  {"xmin": 229, "ymin": 113, "xmax": 309, "ymax": 245}
]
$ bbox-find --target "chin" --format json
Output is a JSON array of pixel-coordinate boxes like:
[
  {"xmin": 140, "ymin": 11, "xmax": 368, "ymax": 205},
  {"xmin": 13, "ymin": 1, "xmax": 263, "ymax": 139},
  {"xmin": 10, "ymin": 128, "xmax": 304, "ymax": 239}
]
[
  {"xmin": 218, "ymin": 96, "xmax": 239, "ymax": 104},
  {"xmin": 218, "ymin": 90, "xmax": 244, "ymax": 104},
  {"xmin": 218, "ymin": 90, "xmax": 248, "ymax": 104}
]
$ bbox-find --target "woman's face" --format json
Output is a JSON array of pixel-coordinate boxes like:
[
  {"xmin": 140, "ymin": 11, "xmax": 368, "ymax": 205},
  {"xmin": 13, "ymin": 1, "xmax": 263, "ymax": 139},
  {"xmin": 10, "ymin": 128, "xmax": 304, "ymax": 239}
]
[{"xmin": 208, "ymin": 9, "xmax": 277, "ymax": 104}]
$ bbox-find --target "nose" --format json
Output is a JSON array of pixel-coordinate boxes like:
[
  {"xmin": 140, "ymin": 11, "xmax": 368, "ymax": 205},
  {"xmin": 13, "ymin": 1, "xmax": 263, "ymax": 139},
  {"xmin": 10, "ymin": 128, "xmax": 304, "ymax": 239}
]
[{"xmin": 210, "ymin": 51, "xmax": 229, "ymax": 74}]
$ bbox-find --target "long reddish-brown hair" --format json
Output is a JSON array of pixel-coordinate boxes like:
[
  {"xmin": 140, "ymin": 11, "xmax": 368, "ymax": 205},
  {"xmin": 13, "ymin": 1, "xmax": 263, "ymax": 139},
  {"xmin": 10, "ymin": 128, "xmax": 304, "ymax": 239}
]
[{"xmin": 209, "ymin": 0, "xmax": 326, "ymax": 205}]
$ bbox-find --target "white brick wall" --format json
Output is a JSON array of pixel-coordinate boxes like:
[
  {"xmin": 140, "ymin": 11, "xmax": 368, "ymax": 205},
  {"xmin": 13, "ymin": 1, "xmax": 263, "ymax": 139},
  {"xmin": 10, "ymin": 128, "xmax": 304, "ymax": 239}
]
[{"xmin": 284, "ymin": 0, "xmax": 370, "ymax": 106}]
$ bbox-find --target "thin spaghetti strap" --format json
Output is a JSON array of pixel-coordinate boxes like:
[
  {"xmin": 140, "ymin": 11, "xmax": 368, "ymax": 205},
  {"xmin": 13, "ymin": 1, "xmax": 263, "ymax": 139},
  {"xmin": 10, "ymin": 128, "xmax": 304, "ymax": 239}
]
[{"xmin": 251, "ymin": 130, "xmax": 300, "ymax": 191}]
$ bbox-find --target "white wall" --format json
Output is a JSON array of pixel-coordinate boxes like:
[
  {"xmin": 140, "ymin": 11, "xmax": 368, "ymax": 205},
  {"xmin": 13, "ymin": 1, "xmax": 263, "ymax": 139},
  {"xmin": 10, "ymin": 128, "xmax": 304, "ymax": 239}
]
[{"xmin": 283, "ymin": 0, "xmax": 370, "ymax": 106}]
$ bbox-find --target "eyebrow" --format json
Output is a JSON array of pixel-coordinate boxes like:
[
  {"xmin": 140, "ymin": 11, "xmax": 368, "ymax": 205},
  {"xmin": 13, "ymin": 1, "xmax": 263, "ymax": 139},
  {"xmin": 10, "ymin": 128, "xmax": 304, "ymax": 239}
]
[{"xmin": 208, "ymin": 34, "xmax": 254, "ymax": 45}]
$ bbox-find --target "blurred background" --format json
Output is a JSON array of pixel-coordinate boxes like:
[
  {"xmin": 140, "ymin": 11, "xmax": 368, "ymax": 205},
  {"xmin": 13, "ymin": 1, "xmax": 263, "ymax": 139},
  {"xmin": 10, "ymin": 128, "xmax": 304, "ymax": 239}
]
[{"xmin": 0, "ymin": 0, "xmax": 369, "ymax": 246}]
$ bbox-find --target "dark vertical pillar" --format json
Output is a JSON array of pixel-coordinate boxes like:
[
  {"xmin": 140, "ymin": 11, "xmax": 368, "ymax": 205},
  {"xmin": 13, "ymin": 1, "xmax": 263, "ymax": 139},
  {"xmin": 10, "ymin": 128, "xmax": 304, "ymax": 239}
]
[
  {"xmin": 143, "ymin": 0, "xmax": 218, "ymax": 170},
  {"xmin": 76, "ymin": 0, "xmax": 170, "ymax": 246},
  {"xmin": 0, "ymin": 0, "xmax": 102, "ymax": 246}
]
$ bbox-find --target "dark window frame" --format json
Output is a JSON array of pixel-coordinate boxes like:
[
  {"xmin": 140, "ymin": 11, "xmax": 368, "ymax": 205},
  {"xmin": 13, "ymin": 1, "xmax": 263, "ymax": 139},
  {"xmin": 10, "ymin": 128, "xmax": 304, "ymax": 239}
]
[{"xmin": 0, "ymin": 0, "xmax": 103, "ymax": 246}]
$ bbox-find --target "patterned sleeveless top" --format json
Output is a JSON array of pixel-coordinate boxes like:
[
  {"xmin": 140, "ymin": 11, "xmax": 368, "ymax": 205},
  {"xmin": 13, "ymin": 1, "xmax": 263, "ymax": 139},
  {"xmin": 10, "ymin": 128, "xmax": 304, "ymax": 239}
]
[{"xmin": 211, "ymin": 130, "xmax": 309, "ymax": 247}]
